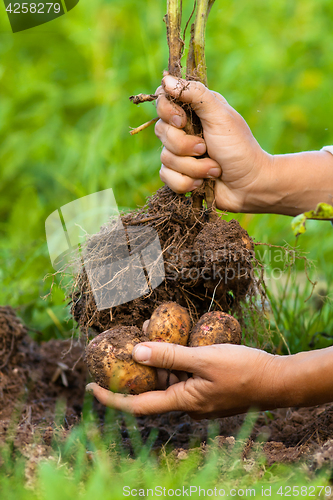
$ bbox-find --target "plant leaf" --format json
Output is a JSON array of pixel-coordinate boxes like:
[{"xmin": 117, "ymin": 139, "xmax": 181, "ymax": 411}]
[{"xmin": 291, "ymin": 203, "xmax": 333, "ymax": 236}]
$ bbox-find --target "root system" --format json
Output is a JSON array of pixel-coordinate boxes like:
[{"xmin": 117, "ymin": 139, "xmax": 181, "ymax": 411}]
[{"xmin": 71, "ymin": 186, "xmax": 261, "ymax": 338}]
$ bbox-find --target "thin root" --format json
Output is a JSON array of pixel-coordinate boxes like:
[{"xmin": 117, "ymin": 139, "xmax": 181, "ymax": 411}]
[
  {"xmin": 130, "ymin": 117, "xmax": 159, "ymax": 136},
  {"xmin": 129, "ymin": 93, "xmax": 158, "ymax": 104}
]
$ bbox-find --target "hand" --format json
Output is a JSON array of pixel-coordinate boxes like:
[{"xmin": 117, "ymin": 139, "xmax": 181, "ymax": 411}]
[
  {"xmin": 155, "ymin": 75, "xmax": 333, "ymax": 215},
  {"xmin": 86, "ymin": 342, "xmax": 286, "ymax": 419},
  {"xmin": 155, "ymin": 74, "xmax": 273, "ymax": 213}
]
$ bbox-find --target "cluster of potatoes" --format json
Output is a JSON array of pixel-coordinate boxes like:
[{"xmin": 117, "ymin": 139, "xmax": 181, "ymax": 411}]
[{"xmin": 85, "ymin": 302, "xmax": 242, "ymax": 395}]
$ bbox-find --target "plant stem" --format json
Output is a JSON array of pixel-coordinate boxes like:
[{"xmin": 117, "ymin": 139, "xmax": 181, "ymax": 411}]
[
  {"xmin": 186, "ymin": 0, "xmax": 215, "ymax": 84},
  {"xmin": 166, "ymin": 0, "xmax": 183, "ymax": 77},
  {"xmin": 192, "ymin": 0, "xmax": 209, "ymax": 85},
  {"xmin": 166, "ymin": 0, "xmax": 216, "ymax": 217}
]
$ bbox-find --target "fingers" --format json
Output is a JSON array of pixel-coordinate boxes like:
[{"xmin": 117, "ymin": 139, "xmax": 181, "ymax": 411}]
[
  {"xmin": 142, "ymin": 319, "xmax": 150, "ymax": 334},
  {"xmin": 160, "ymin": 165, "xmax": 203, "ymax": 194},
  {"xmin": 156, "ymin": 368, "xmax": 180, "ymax": 389},
  {"xmin": 156, "ymin": 93, "xmax": 187, "ymax": 128},
  {"xmin": 156, "ymin": 369, "xmax": 190, "ymax": 389},
  {"xmin": 155, "ymin": 119, "xmax": 206, "ymax": 157},
  {"xmin": 86, "ymin": 380, "xmax": 199, "ymax": 416},
  {"xmin": 160, "ymin": 148, "xmax": 221, "ymax": 179},
  {"xmin": 162, "ymin": 75, "xmax": 227, "ymax": 121},
  {"xmin": 132, "ymin": 342, "xmax": 208, "ymax": 376}
]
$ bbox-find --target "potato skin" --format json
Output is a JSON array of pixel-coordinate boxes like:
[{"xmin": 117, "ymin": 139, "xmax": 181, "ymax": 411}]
[
  {"xmin": 188, "ymin": 311, "xmax": 241, "ymax": 347},
  {"xmin": 85, "ymin": 326, "xmax": 157, "ymax": 394},
  {"xmin": 147, "ymin": 302, "xmax": 191, "ymax": 345},
  {"xmin": 241, "ymin": 234, "xmax": 254, "ymax": 251}
]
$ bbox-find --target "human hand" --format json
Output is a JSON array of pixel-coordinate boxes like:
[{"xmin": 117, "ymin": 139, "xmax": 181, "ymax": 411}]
[
  {"xmin": 155, "ymin": 75, "xmax": 273, "ymax": 213},
  {"xmin": 86, "ymin": 341, "xmax": 286, "ymax": 419}
]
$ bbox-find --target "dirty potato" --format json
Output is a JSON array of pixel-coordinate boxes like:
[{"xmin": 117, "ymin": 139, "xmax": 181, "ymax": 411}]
[
  {"xmin": 85, "ymin": 326, "xmax": 157, "ymax": 394},
  {"xmin": 147, "ymin": 302, "xmax": 191, "ymax": 345},
  {"xmin": 188, "ymin": 311, "xmax": 241, "ymax": 347}
]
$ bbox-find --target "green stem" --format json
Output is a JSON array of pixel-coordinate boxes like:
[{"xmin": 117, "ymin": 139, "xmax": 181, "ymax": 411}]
[
  {"xmin": 166, "ymin": 0, "xmax": 184, "ymax": 77},
  {"xmin": 186, "ymin": 0, "xmax": 215, "ymax": 84},
  {"xmin": 192, "ymin": 0, "xmax": 209, "ymax": 85}
]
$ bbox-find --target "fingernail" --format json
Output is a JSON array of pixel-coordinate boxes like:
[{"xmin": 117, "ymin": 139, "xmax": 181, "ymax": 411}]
[
  {"xmin": 85, "ymin": 384, "xmax": 94, "ymax": 393},
  {"xmin": 193, "ymin": 179, "xmax": 203, "ymax": 188},
  {"xmin": 164, "ymin": 75, "xmax": 178, "ymax": 90},
  {"xmin": 193, "ymin": 142, "xmax": 206, "ymax": 155},
  {"xmin": 171, "ymin": 115, "xmax": 182, "ymax": 128},
  {"xmin": 207, "ymin": 167, "xmax": 221, "ymax": 178},
  {"xmin": 133, "ymin": 345, "xmax": 151, "ymax": 363},
  {"xmin": 142, "ymin": 320, "xmax": 150, "ymax": 334}
]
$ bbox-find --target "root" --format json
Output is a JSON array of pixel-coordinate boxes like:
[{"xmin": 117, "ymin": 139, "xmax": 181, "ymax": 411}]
[
  {"xmin": 129, "ymin": 117, "xmax": 159, "ymax": 136},
  {"xmin": 66, "ymin": 186, "xmax": 267, "ymax": 348},
  {"xmin": 129, "ymin": 93, "xmax": 158, "ymax": 104}
]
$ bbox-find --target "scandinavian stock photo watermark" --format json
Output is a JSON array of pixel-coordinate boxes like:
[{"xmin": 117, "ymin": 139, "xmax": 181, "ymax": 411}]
[{"xmin": 45, "ymin": 189, "xmax": 165, "ymax": 310}]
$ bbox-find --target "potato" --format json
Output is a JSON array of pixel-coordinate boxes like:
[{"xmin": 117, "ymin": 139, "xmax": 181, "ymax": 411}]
[
  {"xmin": 85, "ymin": 326, "xmax": 157, "ymax": 394},
  {"xmin": 147, "ymin": 302, "xmax": 191, "ymax": 345},
  {"xmin": 188, "ymin": 311, "xmax": 241, "ymax": 347},
  {"xmin": 241, "ymin": 233, "xmax": 254, "ymax": 251}
]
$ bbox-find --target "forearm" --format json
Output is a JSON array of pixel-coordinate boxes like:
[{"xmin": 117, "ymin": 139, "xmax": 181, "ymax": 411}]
[
  {"xmin": 275, "ymin": 347, "xmax": 333, "ymax": 408},
  {"xmin": 257, "ymin": 150, "xmax": 333, "ymax": 216}
]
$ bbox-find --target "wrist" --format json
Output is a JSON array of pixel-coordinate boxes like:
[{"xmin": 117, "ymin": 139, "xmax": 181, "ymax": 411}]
[
  {"xmin": 259, "ymin": 150, "xmax": 333, "ymax": 216},
  {"xmin": 274, "ymin": 348, "xmax": 333, "ymax": 409}
]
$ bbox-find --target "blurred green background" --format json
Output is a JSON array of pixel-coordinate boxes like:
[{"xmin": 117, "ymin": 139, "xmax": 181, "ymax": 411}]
[{"xmin": 0, "ymin": 0, "xmax": 332, "ymax": 351}]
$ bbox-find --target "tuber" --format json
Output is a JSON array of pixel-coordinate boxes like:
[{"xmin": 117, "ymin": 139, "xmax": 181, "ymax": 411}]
[
  {"xmin": 85, "ymin": 326, "xmax": 157, "ymax": 394},
  {"xmin": 147, "ymin": 302, "xmax": 191, "ymax": 345},
  {"xmin": 188, "ymin": 311, "xmax": 241, "ymax": 347}
]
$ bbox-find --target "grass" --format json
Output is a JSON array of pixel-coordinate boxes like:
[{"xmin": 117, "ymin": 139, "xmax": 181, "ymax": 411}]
[
  {"xmin": 1, "ymin": 0, "xmax": 333, "ymax": 494},
  {"xmin": 1, "ymin": 406, "xmax": 332, "ymax": 499}
]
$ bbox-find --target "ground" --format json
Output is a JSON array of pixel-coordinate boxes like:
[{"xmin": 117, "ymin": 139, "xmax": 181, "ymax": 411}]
[{"xmin": 1, "ymin": 305, "xmax": 333, "ymax": 480}]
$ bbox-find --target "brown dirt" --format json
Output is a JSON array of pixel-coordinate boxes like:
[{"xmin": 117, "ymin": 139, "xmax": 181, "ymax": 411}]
[
  {"xmin": 2, "ymin": 306, "xmax": 333, "ymax": 472},
  {"xmin": 0, "ymin": 306, "xmax": 86, "ymax": 450}
]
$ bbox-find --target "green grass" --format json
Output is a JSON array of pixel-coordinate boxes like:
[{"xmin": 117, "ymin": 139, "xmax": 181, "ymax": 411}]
[
  {"xmin": 0, "ymin": 0, "xmax": 332, "ymax": 336},
  {"xmin": 1, "ymin": 405, "xmax": 332, "ymax": 499}
]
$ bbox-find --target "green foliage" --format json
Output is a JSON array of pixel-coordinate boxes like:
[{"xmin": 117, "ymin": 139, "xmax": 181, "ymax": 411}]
[
  {"xmin": 0, "ymin": 0, "xmax": 332, "ymax": 338},
  {"xmin": 292, "ymin": 202, "xmax": 333, "ymax": 236}
]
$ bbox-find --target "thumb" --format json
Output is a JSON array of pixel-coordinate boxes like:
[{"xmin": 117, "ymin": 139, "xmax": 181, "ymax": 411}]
[
  {"xmin": 162, "ymin": 75, "xmax": 226, "ymax": 121},
  {"xmin": 132, "ymin": 342, "xmax": 207, "ymax": 376}
]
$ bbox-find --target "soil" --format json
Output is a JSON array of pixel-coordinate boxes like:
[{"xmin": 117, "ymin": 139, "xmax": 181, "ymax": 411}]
[{"xmin": 2, "ymin": 306, "xmax": 333, "ymax": 476}]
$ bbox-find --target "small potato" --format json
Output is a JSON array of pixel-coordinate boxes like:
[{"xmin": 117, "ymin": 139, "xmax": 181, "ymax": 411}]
[
  {"xmin": 241, "ymin": 234, "xmax": 254, "ymax": 251},
  {"xmin": 85, "ymin": 326, "xmax": 157, "ymax": 394},
  {"xmin": 147, "ymin": 302, "xmax": 191, "ymax": 345},
  {"xmin": 188, "ymin": 311, "xmax": 241, "ymax": 347}
]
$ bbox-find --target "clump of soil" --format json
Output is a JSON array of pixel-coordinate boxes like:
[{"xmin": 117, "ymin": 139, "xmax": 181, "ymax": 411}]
[
  {"xmin": 71, "ymin": 186, "xmax": 256, "ymax": 336},
  {"xmin": 0, "ymin": 307, "xmax": 87, "ymax": 450},
  {"xmin": 0, "ymin": 306, "xmax": 28, "ymax": 369}
]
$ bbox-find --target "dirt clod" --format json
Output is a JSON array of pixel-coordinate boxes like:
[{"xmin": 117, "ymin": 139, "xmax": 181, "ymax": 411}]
[
  {"xmin": 71, "ymin": 186, "xmax": 257, "ymax": 336},
  {"xmin": 0, "ymin": 306, "xmax": 28, "ymax": 369}
]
